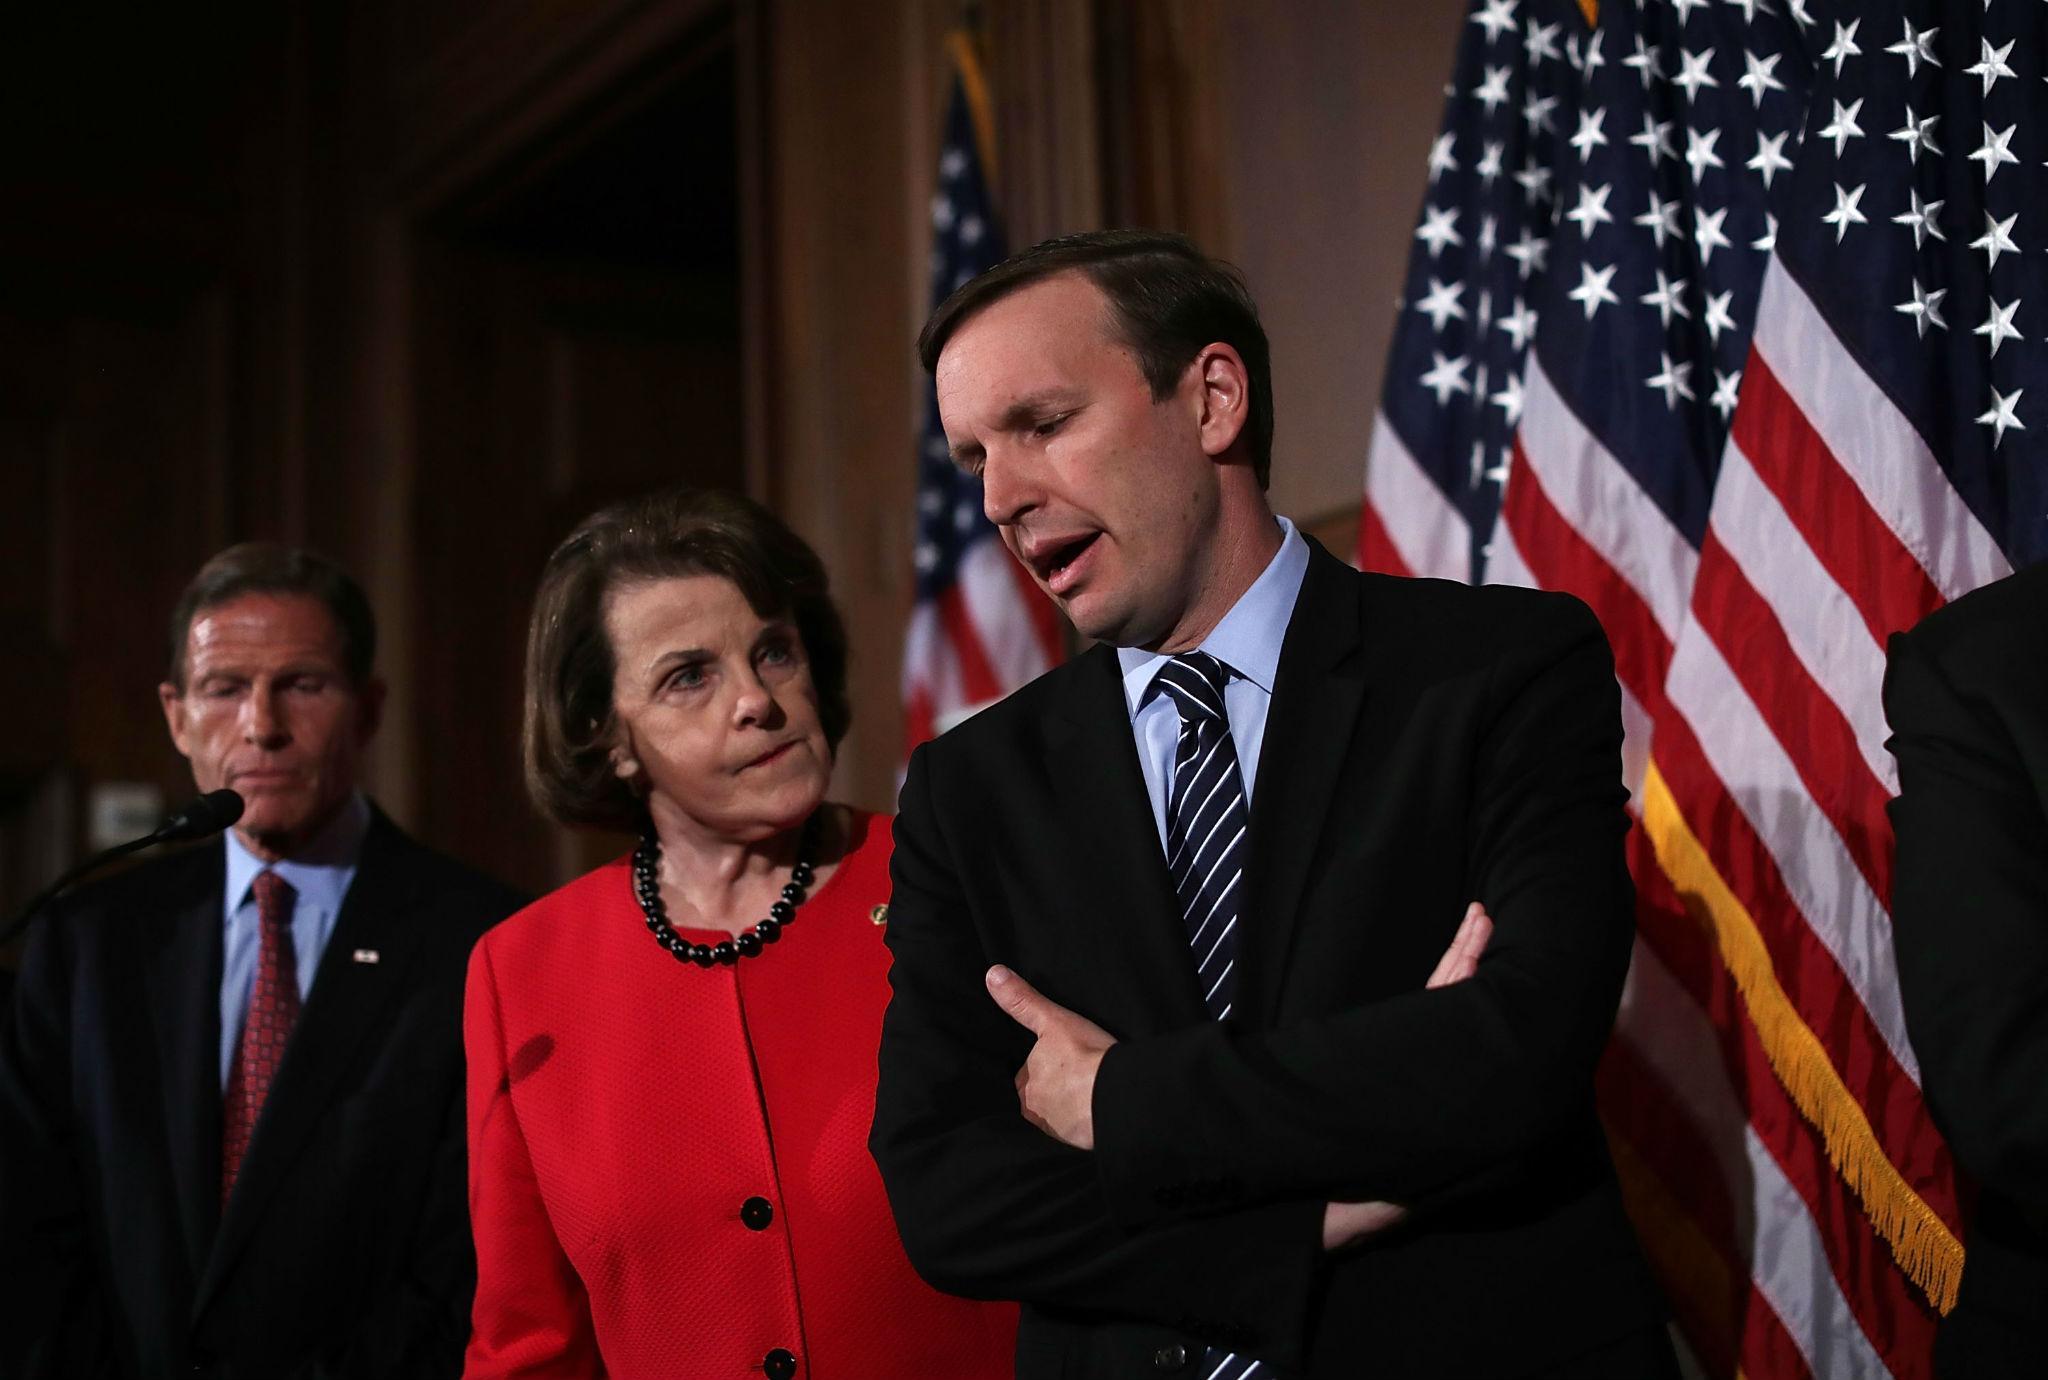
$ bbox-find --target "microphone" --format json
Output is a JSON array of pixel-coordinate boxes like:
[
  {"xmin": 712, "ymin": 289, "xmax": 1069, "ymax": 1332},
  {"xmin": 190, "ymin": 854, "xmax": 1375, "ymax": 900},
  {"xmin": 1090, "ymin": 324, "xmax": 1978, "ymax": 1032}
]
[
  {"xmin": 1, "ymin": 789, "xmax": 246, "ymax": 945},
  {"xmin": 154, "ymin": 788, "xmax": 246, "ymax": 842}
]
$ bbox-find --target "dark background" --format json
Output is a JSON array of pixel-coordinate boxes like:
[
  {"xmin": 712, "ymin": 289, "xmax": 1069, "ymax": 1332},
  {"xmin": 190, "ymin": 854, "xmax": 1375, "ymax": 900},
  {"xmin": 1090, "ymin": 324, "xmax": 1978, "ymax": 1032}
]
[{"xmin": 0, "ymin": 0, "xmax": 1460, "ymax": 953}]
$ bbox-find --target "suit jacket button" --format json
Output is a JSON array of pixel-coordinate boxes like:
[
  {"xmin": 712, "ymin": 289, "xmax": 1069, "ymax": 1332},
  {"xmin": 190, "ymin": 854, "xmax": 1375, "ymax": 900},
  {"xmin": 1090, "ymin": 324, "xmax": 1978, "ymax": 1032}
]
[
  {"xmin": 741, "ymin": 1196, "xmax": 774, "ymax": 1230},
  {"xmin": 1152, "ymin": 1343, "xmax": 1190, "ymax": 1371},
  {"xmin": 763, "ymin": 1347, "xmax": 799, "ymax": 1379}
]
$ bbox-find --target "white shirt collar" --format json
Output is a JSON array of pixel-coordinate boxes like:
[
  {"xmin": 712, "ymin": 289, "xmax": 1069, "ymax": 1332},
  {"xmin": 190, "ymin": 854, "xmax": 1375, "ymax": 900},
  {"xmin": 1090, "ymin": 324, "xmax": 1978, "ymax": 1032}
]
[
  {"xmin": 1116, "ymin": 515, "xmax": 1311, "ymax": 715},
  {"xmin": 223, "ymin": 792, "xmax": 371, "ymax": 917}
]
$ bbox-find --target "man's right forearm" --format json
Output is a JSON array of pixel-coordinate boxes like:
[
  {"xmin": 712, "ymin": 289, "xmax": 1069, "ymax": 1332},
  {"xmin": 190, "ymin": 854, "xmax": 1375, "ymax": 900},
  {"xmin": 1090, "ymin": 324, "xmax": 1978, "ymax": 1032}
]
[
  {"xmin": 872, "ymin": 1095, "xmax": 1324, "ymax": 1363},
  {"xmin": 876, "ymin": 749, "xmax": 1325, "ymax": 1364}
]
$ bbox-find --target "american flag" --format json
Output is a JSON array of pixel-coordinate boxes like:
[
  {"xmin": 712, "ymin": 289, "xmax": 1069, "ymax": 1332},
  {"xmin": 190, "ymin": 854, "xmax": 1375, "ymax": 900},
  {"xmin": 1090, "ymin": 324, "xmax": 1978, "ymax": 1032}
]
[
  {"xmin": 903, "ymin": 32, "xmax": 1064, "ymax": 756},
  {"xmin": 1366, "ymin": 1, "xmax": 2043, "ymax": 1376}
]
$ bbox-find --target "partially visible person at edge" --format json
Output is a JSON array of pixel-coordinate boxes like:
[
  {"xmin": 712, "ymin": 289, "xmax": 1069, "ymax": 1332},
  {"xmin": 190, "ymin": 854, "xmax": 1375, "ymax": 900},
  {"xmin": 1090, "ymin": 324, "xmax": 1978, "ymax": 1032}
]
[
  {"xmin": 0, "ymin": 542, "xmax": 525, "ymax": 1379},
  {"xmin": 1885, "ymin": 559, "xmax": 2048, "ymax": 1380},
  {"xmin": 461, "ymin": 487, "xmax": 1018, "ymax": 1379}
]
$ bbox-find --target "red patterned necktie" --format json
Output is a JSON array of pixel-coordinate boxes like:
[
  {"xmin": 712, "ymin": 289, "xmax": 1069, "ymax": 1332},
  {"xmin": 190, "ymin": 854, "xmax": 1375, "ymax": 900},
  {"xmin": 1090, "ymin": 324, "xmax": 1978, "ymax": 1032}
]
[{"xmin": 222, "ymin": 870, "xmax": 300, "ymax": 1204}]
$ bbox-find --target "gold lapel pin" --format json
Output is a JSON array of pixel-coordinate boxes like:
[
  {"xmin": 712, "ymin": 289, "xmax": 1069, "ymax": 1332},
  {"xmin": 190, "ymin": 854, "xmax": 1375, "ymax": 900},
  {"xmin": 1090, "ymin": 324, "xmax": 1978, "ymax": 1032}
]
[
  {"xmin": 352, "ymin": 949, "xmax": 381, "ymax": 964},
  {"xmin": 869, "ymin": 905, "xmax": 888, "ymax": 926}
]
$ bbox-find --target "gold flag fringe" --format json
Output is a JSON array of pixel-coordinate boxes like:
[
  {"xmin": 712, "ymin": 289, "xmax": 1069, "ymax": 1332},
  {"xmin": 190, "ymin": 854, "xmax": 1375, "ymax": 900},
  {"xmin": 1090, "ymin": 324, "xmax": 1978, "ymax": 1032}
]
[{"xmin": 1641, "ymin": 764, "xmax": 1963, "ymax": 1315}]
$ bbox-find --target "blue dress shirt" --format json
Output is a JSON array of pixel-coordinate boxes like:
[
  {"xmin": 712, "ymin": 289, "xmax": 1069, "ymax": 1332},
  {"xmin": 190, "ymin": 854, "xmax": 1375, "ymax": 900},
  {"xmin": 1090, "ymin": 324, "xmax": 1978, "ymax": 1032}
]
[
  {"xmin": 1116, "ymin": 516, "xmax": 1311, "ymax": 851},
  {"xmin": 219, "ymin": 792, "xmax": 368, "ymax": 1087}
]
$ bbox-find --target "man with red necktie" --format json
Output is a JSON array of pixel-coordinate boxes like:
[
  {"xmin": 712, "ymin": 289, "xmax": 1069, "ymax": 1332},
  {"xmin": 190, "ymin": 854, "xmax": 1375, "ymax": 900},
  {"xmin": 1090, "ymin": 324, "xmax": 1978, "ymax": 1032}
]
[{"xmin": 0, "ymin": 543, "xmax": 524, "ymax": 1379}]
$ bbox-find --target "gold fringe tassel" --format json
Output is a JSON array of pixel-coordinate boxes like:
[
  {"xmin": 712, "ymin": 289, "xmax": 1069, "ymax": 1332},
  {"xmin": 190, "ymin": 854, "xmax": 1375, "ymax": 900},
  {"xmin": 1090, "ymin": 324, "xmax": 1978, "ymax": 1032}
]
[{"xmin": 1640, "ymin": 763, "xmax": 1964, "ymax": 1315}]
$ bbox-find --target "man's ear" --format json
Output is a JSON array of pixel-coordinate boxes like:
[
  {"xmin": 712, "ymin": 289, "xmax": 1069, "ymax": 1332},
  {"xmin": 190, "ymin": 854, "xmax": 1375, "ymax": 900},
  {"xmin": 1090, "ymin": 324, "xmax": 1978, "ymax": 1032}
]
[
  {"xmin": 1191, "ymin": 343, "xmax": 1251, "ymax": 460},
  {"xmin": 159, "ymin": 682, "xmax": 193, "ymax": 762}
]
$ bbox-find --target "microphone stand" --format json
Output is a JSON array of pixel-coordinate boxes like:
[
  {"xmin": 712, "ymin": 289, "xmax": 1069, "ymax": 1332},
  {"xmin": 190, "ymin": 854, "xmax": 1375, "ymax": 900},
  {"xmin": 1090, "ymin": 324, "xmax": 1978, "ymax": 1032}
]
[{"xmin": 1, "ymin": 793, "xmax": 244, "ymax": 947}]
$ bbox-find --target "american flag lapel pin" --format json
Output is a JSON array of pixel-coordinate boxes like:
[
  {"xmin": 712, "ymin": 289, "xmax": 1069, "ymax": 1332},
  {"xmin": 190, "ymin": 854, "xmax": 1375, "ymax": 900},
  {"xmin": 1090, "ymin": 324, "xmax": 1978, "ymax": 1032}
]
[{"xmin": 352, "ymin": 948, "xmax": 381, "ymax": 964}]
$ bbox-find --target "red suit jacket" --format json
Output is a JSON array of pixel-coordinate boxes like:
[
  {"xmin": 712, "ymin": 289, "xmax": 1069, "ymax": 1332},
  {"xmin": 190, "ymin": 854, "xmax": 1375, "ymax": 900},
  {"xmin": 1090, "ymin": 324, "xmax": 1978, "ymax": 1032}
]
[{"xmin": 463, "ymin": 810, "xmax": 1015, "ymax": 1379}]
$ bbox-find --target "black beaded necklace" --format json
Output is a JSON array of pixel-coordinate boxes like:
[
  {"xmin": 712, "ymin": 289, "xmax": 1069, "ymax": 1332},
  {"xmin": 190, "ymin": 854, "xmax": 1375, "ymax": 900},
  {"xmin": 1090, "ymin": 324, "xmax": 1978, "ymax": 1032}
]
[{"xmin": 631, "ymin": 814, "xmax": 819, "ymax": 967}]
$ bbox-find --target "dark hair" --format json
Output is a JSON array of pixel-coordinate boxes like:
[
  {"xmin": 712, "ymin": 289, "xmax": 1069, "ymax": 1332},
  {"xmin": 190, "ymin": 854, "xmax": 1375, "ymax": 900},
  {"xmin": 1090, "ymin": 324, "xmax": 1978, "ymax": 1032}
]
[
  {"xmin": 523, "ymin": 487, "xmax": 851, "ymax": 831},
  {"xmin": 166, "ymin": 543, "xmax": 376, "ymax": 689},
  {"xmin": 917, "ymin": 228, "xmax": 1275, "ymax": 488}
]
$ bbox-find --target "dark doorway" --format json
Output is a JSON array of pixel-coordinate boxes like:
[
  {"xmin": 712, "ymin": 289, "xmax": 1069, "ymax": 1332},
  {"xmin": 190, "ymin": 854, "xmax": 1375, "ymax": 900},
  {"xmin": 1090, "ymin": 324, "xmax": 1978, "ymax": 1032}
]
[{"xmin": 408, "ymin": 13, "xmax": 746, "ymax": 892}]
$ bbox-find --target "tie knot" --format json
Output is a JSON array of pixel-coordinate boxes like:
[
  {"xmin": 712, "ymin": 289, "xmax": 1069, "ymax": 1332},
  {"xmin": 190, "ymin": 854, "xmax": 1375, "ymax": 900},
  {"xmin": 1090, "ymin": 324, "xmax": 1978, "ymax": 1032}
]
[
  {"xmin": 250, "ymin": 870, "xmax": 296, "ymax": 929},
  {"xmin": 1155, "ymin": 652, "xmax": 1232, "ymax": 724}
]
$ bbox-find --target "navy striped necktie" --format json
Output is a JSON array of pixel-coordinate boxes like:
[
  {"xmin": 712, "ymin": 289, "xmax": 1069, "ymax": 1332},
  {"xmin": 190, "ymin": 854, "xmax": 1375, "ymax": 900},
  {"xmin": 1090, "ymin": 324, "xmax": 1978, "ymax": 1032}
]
[
  {"xmin": 1157, "ymin": 652, "xmax": 1249, "ymax": 1021},
  {"xmin": 1155, "ymin": 652, "xmax": 1270, "ymax": 1378}
]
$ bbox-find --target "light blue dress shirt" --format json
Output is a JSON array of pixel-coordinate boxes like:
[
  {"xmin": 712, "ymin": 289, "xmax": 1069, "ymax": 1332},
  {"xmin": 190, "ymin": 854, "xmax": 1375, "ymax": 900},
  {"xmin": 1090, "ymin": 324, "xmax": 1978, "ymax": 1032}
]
[
  {"xmin": 1116, "ymin": 516, "xmax": 1311, "ymax": 851},
  {"xmin": 218, "ymin": 792, "xmax": 369, "ymax": 1088}
]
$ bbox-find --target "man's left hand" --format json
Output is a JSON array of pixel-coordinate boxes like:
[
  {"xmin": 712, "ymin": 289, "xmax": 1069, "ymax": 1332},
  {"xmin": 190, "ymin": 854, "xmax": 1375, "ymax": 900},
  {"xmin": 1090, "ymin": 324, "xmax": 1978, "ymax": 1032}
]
[{"xmin": 988, "ymin": 965, "xmax": 1115, "ymax": 1150}]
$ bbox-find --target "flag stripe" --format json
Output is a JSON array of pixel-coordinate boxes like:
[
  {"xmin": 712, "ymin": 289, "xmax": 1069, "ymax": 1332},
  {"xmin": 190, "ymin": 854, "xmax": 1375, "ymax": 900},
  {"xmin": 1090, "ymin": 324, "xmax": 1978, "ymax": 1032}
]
[
  {"xmin": 1495, "ymin": 239, "xmax": 1942, "ymax": 1367},
  {"xmin": 937, "ymin": 584, "xmax": 1006, "ymax": 707},
  {"xmin": 1629, "ymin": 848, "xmax": 1944, "ymax": 1377},
  {"xmin": 958, "ymin": 540, "xmax": 1058, "ymax": 689},
  {"xmin": 1618, "ymin": 929, "xmax": 1893, "ymax": 1380},
  {"xmin": 1649, "ymin": 709, "xmax": 1952, "ymax": 1211},
  {"xmin": 1749, "ymin": 263, "xmax": 2013, "ymax": 604},
  {"xmin": 1495, "ymin": 425, "xmax": 1950, "ymax": 1327},
  {"xmin": 1008, "ymin": 546, "xmax": 1067, "ymax": 666},
  {"xmin": 1662, "ymin": 627, "xmax": 1919, "ymax": 1087},
  {"xmin": 1601, "ymin": 1056, "xmax": 1825, "ymax": 1380},
  {"xmin": 1363, "ymin": 411, "xmax": 1473, "ymax": 580},
  {"xmin": 1356, "ymin": 499, "xmax": 1414, "ymax": 577},
  {"xmin": 1600, "ymin": 1119, "xmax": 1748, "ymax": 1380},
  {"xmin": 1517, "ymin": 358, "xmax": 1698, "ymax": 643},
  {"xmin": 1499, "ymin": 435, "xmax": 1673, "ymax": 715},
  {"xmin": 903, "ymin": 36, "xmax": 1064, "ymax": 757},
  {"xmin": 1691, "ymin": 524, "xmax": 1896, "ymax": 909},
  {"xmin": 1640, "ymin": 762, "xmax": 1963, "ymax": 1314},
  {"xmin": 1707, "ymin": 441, "xmax": 1902, "ymax": 794},
  {"xmin": 1370, "ymin": 4, "xmax": 2020, "ymax": 1369},
  {"xmin": 1599, "ymin": 1038, "xmax": 1743, "ymax": 1292},
  {"xmin": 1730, "ymin": 354, "xmax": 1945, "ymax": 651}
]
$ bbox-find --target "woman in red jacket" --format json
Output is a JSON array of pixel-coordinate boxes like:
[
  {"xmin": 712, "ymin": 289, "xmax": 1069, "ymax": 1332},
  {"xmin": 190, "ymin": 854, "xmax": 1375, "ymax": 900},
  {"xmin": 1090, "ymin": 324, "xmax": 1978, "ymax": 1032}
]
[{"xmin": 463, "ymin": 488, "xmax": 1016, "ymax": 1379}]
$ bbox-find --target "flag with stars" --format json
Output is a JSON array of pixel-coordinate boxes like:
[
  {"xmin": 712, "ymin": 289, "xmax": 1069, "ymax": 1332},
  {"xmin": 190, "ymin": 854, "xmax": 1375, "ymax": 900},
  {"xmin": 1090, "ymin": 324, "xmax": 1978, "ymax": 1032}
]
[
  {"xmin": 1367, "ymin": 1, "xmax": 2045, "ymax": 1376},
  {"xmin": 903, "ymin": 32, "xmax": 1064, "ymax": 756}
]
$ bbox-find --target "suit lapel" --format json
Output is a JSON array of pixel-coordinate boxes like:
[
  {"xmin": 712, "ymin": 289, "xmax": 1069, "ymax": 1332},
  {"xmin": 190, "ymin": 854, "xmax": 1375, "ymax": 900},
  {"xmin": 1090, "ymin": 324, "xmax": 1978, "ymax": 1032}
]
[
  {"xmin": 198, "ymin": 813, "xmax": 423, "ymax": 1312},
  {"xmin": 144, "ymin": 848, "xmax": 227, "ymax": 1284},
  {"xmin": 1242, "ymin": 542, "xmax": 1372, "ymax": 1022},
  {"xmin": 1046, "ymin": 646, "xmax": 1210, "ymax": 1030}
]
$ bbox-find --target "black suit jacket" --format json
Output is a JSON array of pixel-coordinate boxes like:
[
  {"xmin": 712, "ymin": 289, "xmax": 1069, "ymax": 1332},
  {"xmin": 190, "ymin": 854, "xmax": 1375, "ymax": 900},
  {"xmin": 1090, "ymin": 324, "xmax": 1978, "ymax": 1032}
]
[
  {"xmin": 1885, "ymin": 559, "xmax": 2048, "ymax": 1380},
  {"xmin": 0, "ymin": 807, "xmax": 525, "ymax": 1380},
  {"xmin": 872, "ymin": 542, "xmax": 1671, "ymax": 1378}
]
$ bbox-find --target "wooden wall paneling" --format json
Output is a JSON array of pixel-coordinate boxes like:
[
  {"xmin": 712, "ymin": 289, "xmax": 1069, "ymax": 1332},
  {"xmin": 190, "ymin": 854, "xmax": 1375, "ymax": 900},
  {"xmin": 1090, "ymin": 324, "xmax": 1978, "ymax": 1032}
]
[
  {"xmin": 378, "ymin": 3, "xmax": 756, "ymax": 888},
  {"xmin": 227, "ymin": 1, "xmax": 315, "ymax": 545},
  {"xmin": 354, "ymin": 217, "xmax": 425, "ymax": 826},
  {"xmin": 758, "ymin": 0, "xmax": 922, "ymax": 817},
  {"xmin": 409, "ymin": 235, "xmax": 750, "ymax": 892},
  {"xmin": 48, "ymin": 301, "xmax": 237, "ymax": 843},
  {"xmin": 387, "ymin": 0, "xmax": 726, "ymax": 214},
  {"xmin": 0, "ymin": 322, "xmax": 70, "ymax": 929},
  {"xmin": 736, "ymin": 0, "xmax": 775, "ymax": 506},
  {"xmin": 1094, "ymin": 0, "xmax": 1231, "ymax": 250},
  {"xmin": 985, "ymin": 0, "xmax": 1103, "ymax": 246},
  {"xmin": 407, "ymin": 239, "xmax": 553, "ymax": 892},
  {"xmin": 1215, "ymin": 0, "xmax": 1468, "ymax": 533}
]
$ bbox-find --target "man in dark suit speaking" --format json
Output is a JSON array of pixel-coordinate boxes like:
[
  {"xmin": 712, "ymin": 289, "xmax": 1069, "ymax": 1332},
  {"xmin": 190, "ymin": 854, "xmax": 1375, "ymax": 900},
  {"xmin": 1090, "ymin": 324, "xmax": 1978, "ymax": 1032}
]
[
  {"xmin": 0, "ymin": 543, "xmax": 524, "ymax": 1379},
  {"xmin": 870, "ymin": 231, "xmax": 1673, "ymax": 1378}
]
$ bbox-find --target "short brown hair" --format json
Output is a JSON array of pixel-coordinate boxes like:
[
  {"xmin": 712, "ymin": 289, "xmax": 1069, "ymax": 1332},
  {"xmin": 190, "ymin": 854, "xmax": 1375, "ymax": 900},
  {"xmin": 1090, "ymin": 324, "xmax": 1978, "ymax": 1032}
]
[
  {"xmin": 167, "ymin": 543, "xmax": 376, "ymax": 689},
  {"xmin": 917, "ymin": 229, "xmax": 1275, "ymax": 488},
  {"xmin": 523, "ymin": 487, "xmax": 851, "ymax": 831}
]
